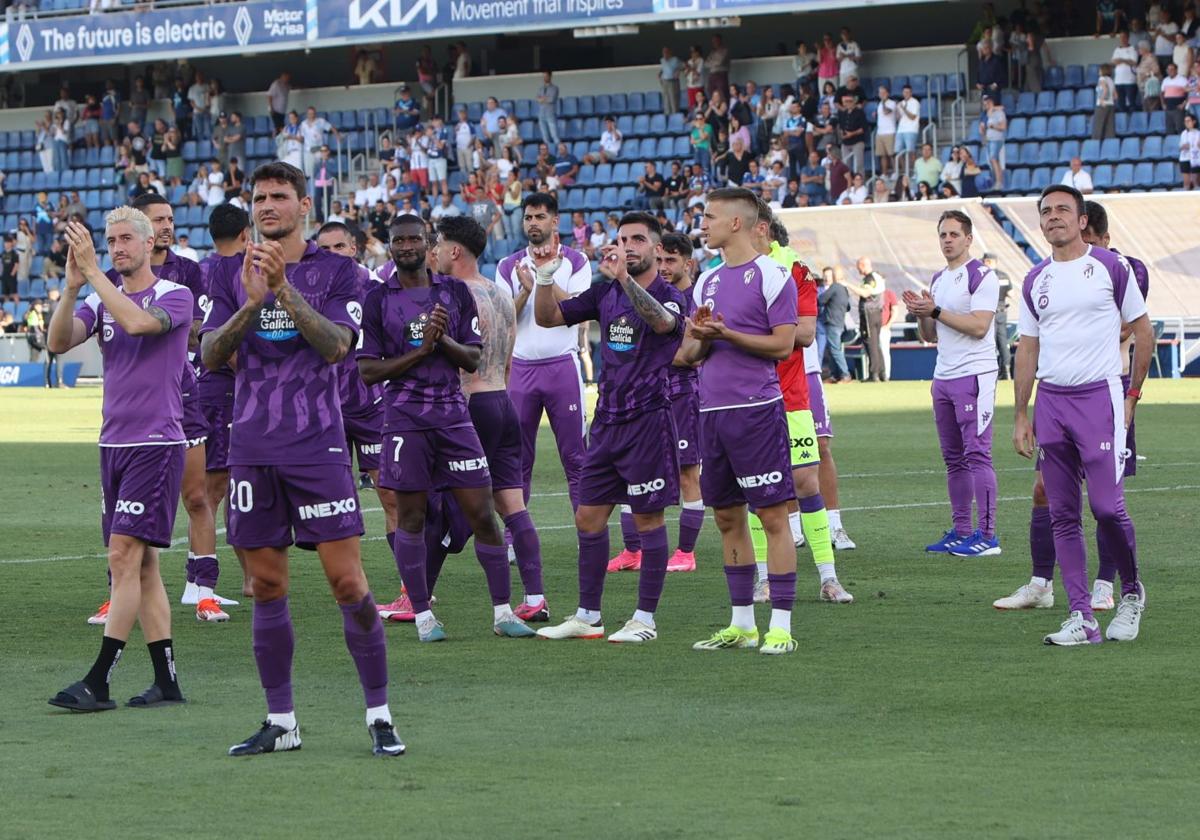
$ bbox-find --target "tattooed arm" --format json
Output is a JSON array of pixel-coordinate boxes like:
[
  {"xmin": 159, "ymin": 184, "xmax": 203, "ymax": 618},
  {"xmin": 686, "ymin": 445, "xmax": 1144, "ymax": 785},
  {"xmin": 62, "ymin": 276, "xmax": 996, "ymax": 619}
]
[
  {"xmin": 619, "ymin": 276, "xmax": 677, "ymax": 335},
  {"xmin": 203, "ymin": 249, "xmax": 265, "ymax": 371},
  {"xmin": 274, "ymin": 282, "xmax": 353, "ymax": 363}
]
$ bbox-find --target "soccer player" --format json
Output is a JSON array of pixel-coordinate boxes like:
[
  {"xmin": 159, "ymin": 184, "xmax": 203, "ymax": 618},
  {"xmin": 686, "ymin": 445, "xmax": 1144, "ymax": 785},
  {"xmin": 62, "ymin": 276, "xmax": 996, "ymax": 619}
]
[
  {"xmin": 534, "ymin": 212, "xmax": 686, "ymax": 643},
  {"xmin": 197, "ymin": 204, "xmax": 253, "ymax": 600},
  {"xmin": 495, "ymin": 193, "xmax": 591, "ymax": 508},
  {"xmin": 802, "ymin": 341, "xmax": 856, "ymax": 551},
  {"xmin": 201, "ymin": 162, "xmax": 402, "ymax": 756},
  {"xmin": 683, "ymin": 187, "xmax": 801, "ymax": 655},
  {"xmin": 358, "ymin": 214, "xmax": 534, "ymax": 642},
  {"xmin": 431, "ymin": 216, "xmax": 549, "ymax": 621},
  {"xmin": 1011, "ymin": 185, "xmax": 1151, "ymax": 646},
  {"xmin": 902, "ymin": 210, "xmax": 1001, "ymax": 558},
  {"xmin": 995, "ymin": 199, "xmax": 1151, "ymax": 614},
  {"xmin": 47, "ymin": 211, "xmax": 190, "ymax": 711},
  {"xmin": 608, "ymin": 231, "xmax": 705, "ymax": 574}
]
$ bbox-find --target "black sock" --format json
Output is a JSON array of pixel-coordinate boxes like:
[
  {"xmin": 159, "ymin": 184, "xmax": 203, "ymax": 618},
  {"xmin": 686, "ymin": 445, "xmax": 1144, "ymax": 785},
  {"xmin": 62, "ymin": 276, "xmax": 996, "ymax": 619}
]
[
  {"xmin": 147, "ymin": 639, "xmax": 181, "ymax": 697},
  {"xmin": 83, "ymin": 636, "xmax": 125, "ymax": 701}
]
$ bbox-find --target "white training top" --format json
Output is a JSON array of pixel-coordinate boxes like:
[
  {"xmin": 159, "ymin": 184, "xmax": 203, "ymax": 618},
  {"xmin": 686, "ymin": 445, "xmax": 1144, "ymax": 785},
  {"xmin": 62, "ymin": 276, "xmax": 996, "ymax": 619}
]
[
  {"xmin": 1018, "ymin": 246, "xmax": 1147, "ymax": 387},
  {"xmin": 495, "ymin": 245, "xmax": 592, "ymax": 360},
  {"xmin": 930, "ymin": 258, "xmax": 999, "ymax": 380}
]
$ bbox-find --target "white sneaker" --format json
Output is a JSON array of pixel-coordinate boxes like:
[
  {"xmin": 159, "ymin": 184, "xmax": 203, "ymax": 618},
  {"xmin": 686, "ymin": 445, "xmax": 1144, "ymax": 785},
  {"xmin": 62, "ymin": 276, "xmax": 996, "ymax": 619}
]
[
  {"xmin": 793, "ymin": 531, "xmax": 806, "ymax": 548},
  {"xmin": 819, "ymin": 579, "xmax": 854, "ymax": 603},
  {"xmin": 752, "ymin": 578, "xmax": 770, "ymax": 604},
  {"xmin": 607, "ymin": 619, "xmax": 657, "ymax": 644},
  {"xmin": 181, "ymin": 582, "xmax": 199, "ymax": 605},
  {"xmin": 1043, "ymin": 610, "xmax": 1102, "ymax": 646},
  {"xmin": 1105, "ymin": 586, "xmax": 1145, "ymax": 642},
  {"xmin": 993, "ymin": 582, "xmax": 1055, "ymax": 610},
  {"xmin": 536, "ymin": 617, "xmax": 604, "ymax": 640},
  {"xmin": 831, "ymin": 528, "xmax": 857, "ymax": 550},
  {"xmin": 1090, "ymin": 580, "xmax": 1115, "ymax": 611}
]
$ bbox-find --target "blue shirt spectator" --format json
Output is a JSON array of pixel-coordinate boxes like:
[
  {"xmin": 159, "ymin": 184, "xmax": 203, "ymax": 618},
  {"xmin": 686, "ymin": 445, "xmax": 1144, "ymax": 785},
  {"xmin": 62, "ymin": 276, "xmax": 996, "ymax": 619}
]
[{"xmin": 394, "ymin": 86, "xmax": 420, "ymax": 132}]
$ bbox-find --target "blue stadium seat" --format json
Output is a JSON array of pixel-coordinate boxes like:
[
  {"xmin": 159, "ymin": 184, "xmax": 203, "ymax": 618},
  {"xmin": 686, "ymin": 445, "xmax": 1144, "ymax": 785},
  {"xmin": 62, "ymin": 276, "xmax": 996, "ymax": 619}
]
[
  {"xmin": 595, "ymin": 95, "xmax": 612, "ymax": 116},
  {"xmin": 1058, "ymin": 139, "xmax": 1080, "ymax": 163},
  {"xmin": 521, "ymin": 145, "xmax": 538, "ymax": 165},
  {"xmin": 1112, "ymin": 162, "xmax": 1134, "ymax": 188},
  {"xmin": 571, "ymin": 141, "xmax": 589, "ymax": 159},
  {"xmin": 500, "ymin": 100, "xmax": 516, "ymax": 116},
  {"xmin": 1118, "ymin": 137, "xmax": 1140, "ymax": 161},
  {"xmin": 655, "ymin": 137, "xmax": 674, "ymax": 158},
  {"xmin": 1075, "ymin": 88, "xmax": 1095, "ymax": 113},
  {"xmin": 599, "ymin": 186, "xmax": 618, "ymax": 208},
  {"xmin": 1047, "ymin": 115, "xmax": 1067, "ymax": 137},
  {"xmin": 1016, "ymin": 92, "xmax": 1036, "ymax": 114},
  {"xmin": 1081, "ymin": 138, "xmax": 1102, "ymax": 162},
  {"xmin": 1030, "ymin": 167, "xmax": 1052, "ymax": 189},
  {"xmin": 16, "ymin": 278, "xmax": 30, "ymax": 297},
  {"xmin": 1128, "ymin": 111, "xmax": 1149, "ymax": 135},
  {"xmin": 578, "ymin": 95, "xmax": 595, "ymax": 116},
  {"xmin": 1026, "ymin": 116, "xmax": 1048, "ymax": 138},
  {"xmin": 1142, "ymin": 136, "xmax": 1163, "ymax": 159},
  {"xmin": 1092, "ymin": 164, "xmax": 1114, "ymax": 189},
  {"xmin": 1162, "ymin": 135, "xmax": 1179, "ymax": 159},
  {"xmin": 1043, "ymin": 66, "xmax": 1064, "ymax": 90},
  {"xmin": 1034, "ymin": 91, "xmax": 1057, "ymax": 114},
  {"xmin": 17, "ymin": 194, "xmax": 32, "ymax": 212},
  {"xmin": 1051, "ymin": 165, "xmax": 1069, "ymax": 183},
  {"xmin": 29, "ymin": 279, "xmax": 46, "ymax": 298},
  {"xmin": 632, "ymin": 115, "xmax": 650, "ymax": 136},
  {"xmin": 673, "ymin": 136, "xmax": 690, "ymax": 157},
  {"xmin": 616, "ymin": 115, "xmax": 633, "ymax": 136},
  {"xmin": 1147, "ymin": 111, "xmax": 1166, "ymax": 134},
  {"xmin": 583, "ymin": 187, "xmax": 602, "ymax": 208},
  {"xmin": 909, "ymin": 75, "xmax": 928, "ymax": 97},
  {"xmin": 1004, "ymin": 141, "xmax": 1021, "ymax": 165},
  {"xmin": 515, "ymin": 99, "xmax": 532, "ymax": 120},
  {"xmin": 560, "ymin": 97, "xmax": 578, "ymax": 118},
  {"xmin": 45, "ymin": 171, "xmax": 61, "ymax": 190},
  {"xmin": 1153, "ymin": 161, "xmax": 1177, "ymax": 186},
  {"xmin": 611, "ymin": 93, "xmax": 628, "ymax": 114},
  {"xmin": 576, "ymin": 164, "xmax": 595, "ymax": 186},
  {"xmin": 1066, "ymin": 114, "xmax": 1088, "ymax": 138},
  {"xmin": 1065, "ymin": 65, "xmax": 1085, "ymax": 89},
  {"xmin": 561, "ymin": 118, "xmax": 580, "ymax": 141},
  {"xmin": 616, "ymin": 186, "xmax": 636, "ymax": 207},
  {"xmin": 1018, "ymin": 142, "xmax": 1039, "ymax": 166},
  {"xmin": 646, "ymin": 91, "xmax": 662, "ymax": 113},
  {"xmin": 1054, "ymin": 90, "xmax": 1075, "ymax": 113},
  {"xmin": 561, "ymin": 188, "xmax": 581, "ymax": 211},
  {"xmin": 1098, "ymin": 138, "xmax": 1121, "ymax": 163},
  {"xmin": 583, "ymin": 116, "xmax": 601, "ymax": 138},
  {"xmin": 31, "ymin": 172, "xmax": 46, "ymax": 191},
  {"xmin": 1115, "ymin": 111, "xmax": 1130, "ymax": 135},
  {"xmin": 1037, "ymin": 141, "xmax": 1059, "ymax": 165},
  {"xmin": 1084, "ymin": 65, "xmax": 1101, "ymax": 87},
  {"xmin": 649, "ymin": 114, "xmax": 667, "ymax": 135},
  {"xmin": 1006, "ymin": 168, "xmax": 1031, "ymax": 194},
  {"xmin": 611, "ymin": 162, "xmax": 629, "ymax": 183},
  {"xmin": 20, "ymin": 152, "xmax": 34, "ymax": 171},
  {"xmin": 1133, "ymin": 161, "xmax": 1155, "ymax": 186},
  {"xmin": 1007, "ymin": 117, "xmax": 1027, "ymax": 141},
  {"xmin": 518, "ymin": 122, "xmax": 536, "ymax": 142},
  {"xmin": 629, "ymin": 92, "xmax": 646, "ymax": 113}
]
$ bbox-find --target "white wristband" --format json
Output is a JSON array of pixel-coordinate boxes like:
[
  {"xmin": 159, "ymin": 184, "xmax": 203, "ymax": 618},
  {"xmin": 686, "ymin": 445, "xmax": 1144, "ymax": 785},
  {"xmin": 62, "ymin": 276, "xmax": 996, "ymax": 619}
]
[{"xmin": 534, "ymin": 273, "xmax": 556, "ymax": 286}]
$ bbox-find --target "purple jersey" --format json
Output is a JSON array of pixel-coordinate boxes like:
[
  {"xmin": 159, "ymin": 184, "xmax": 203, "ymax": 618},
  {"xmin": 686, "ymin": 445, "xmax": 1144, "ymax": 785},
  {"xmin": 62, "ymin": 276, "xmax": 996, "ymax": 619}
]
[
  {"xmin": 339, "ymin": 265, "xmax": 384, "ymax": 419},
  {"xmin": 692, "ymin": 256, "xmax": 798, "ymax": 412},
  {"xmin": 357, "ymin": 269, "xmax": 482, "ymax": 433},
  {"xmin": 76, "ymin": 279, "xmax": 194, "ymax": 446},
  {"xmin": 199, "ymin": 242, "xmax": 362, "ymax": 466},
  {"xmin": 666, "ymin": 284, "xmax": 698, "ymax": 398},
  {"xmin": 559, "ymin": 276, "xmax": 685, "ymax": 423},
  {"xmin": 196, "ymin": 251, "xmax": 236, "ymax": 402}
]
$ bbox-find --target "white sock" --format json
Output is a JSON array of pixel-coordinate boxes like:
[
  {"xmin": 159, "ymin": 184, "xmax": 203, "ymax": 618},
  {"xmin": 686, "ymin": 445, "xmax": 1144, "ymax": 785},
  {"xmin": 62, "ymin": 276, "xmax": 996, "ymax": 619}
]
[
  {"xmin": 267, "ymin": 711, "xmax": 297, "ymax": 731},
  {"xmin": 632, "ymin": 609, "xmax": 655, "ymax": 628},
  {"xmin": 493, "ymin": 603, "xmax": 512, "ymax": 621},
  {"xmin": 1031, "ymin": 576, "xmax": 1051, "ymax": 588},
  {"xmin": 366, "ymin": 704, "xmax": 392, "ymax": 726},
  {"xmin": 788, "ymin": 511, "xmax": 804, "ymax": 544},
  {"xmin": 524, "ymin": 594, "xmax": 544, "ymax": 607},
  {"xmin": 576, "ymin": 608, "xmax": 601, "ymax": 624},
  {"xmin": 755, "ymin": 560, "xmax": 768, "ymax": 580},
  {"xmin": 1094, "ymin": 579, "xmax": 1113, "ymax": 595},
  {"xmin": 682, "ymin": 499, "xmax": 705, "ymax": 510},
  {"xmin": 731, "ymin": 604, "xmax": 755, "ymax": 630},
  {"xmin": 197, "ymin": 585, "xmax": 214, "ymax": 600},
  {"xmin": 769, "ymin": 608, "xmax": 792, "ymax": 634},
  {"xmin": 828, "ymin": 509, "xmax": 843, "ymax": 531},
  {"xmin": 415, "ymin": 610, "xmax": 434, "ymax": 624},
  {"xmin": 816, "ymin": 562, "xmax": 836, "ymax": 583}
]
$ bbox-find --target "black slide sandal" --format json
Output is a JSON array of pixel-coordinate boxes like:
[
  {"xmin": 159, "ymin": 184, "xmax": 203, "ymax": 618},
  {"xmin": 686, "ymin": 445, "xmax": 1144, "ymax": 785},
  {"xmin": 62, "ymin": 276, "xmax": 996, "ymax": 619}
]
[
  {"xmin": 127, "ymin": 683, "xmax": 187, "ymax": 708},
  {"xmin": 48, "ymin": 681, "xmax": 117, "ymax": 713}
]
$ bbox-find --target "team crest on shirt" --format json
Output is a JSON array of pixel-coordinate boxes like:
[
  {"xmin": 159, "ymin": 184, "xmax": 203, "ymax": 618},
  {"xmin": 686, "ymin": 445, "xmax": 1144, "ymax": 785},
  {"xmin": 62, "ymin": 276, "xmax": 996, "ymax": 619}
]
[
  {"xmin": 743, "ymin": 268, "xmax": 755, "ymax": 285},
  {"xmin": 256, "ymin": 301, "xmax": 299, "ymax": 341},
  {"xmin": 607, "ymin": 314, "xmax": 640, "ymax": 352},
  {"xmin": 704, "ymin": 276, "xmax": 721, "ymax": 297},
  {"xmin": 1084, "ymin": 264, "xmax": 1094, "ymax": 279}
]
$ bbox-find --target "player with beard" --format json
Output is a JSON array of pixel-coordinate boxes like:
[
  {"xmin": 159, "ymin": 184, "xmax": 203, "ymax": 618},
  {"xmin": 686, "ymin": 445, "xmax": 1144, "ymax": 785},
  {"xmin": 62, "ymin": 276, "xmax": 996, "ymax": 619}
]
[
  {"xmin": 47, "ymin": 211, "xmax": 191, "ymax": 711},
  {"xmin": 202, "ymin": 162, "xmax": 402, "ymax": 757},
  {"xmin": 495, "ymin": 193, "xmax": 591, "ymax": 509},
  {"xmin": 535, "ymin": 212, "xmax": 686, "ymax": 644},
  {"xmin": 197, "ymin": 204, "xmax": 253, "ymax": 600},
  {"xmin": 359, "ymin": 215, "xmax": 535, "ymax": 641}
]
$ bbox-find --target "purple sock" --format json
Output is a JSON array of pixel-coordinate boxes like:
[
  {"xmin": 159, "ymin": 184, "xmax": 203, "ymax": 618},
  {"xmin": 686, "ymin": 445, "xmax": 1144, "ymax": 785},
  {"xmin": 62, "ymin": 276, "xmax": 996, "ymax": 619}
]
[
  {"xmin": 799, "ymin": 493, "xmax": 824, "ymax": 513},
  {"xmin": 1030, "ymin": 506, "xmax": 1056, "ymax": 581},
  {"xmin": 620, "ymin": 510, "xmax": 642, "ymax": 552},
  {"xmin": 340, "ymin": 594, "xmax": 389, "ymax": 709},
  {"xmin": 677, "ymin": 507, "xmax": 705, "ymax": 553},
  {"xmin": 503, "ymin": 510, "xmax": 544, "ymax": 596},
  {"xmin": 767, "ymin": 572, "xmax": 797, "ymax": 612},
  {"xmin": 193, "ymin": 555, "xmax": 219, "ymax": 589},
  {"xmin": 184, "ymin": 556, "xmax": 195, "ymax": 585},
  {"xmin": 386, "ymin": 531, "xmax": 396, "ymax": 554},
  {"xmin": 393, "ymin": 528, "xmax": 431, "ymax": 613},
  {"xmin": 578, "ymin": 529, "xmax": 610, "ymax": 612},
  {"xmin": 636, "ymin": 526, "xmax": 669, "ymax": 613},
  {"xmin": 252, "ymin": 596, "xmax": 294, "ymax": 714},
  {"xmin": 475, "ymin": 542, "xmax": 512, "ymax": 607},
  {"xmin": 724, "ymin": 564, "xmax": 755, "ymax": 606}
]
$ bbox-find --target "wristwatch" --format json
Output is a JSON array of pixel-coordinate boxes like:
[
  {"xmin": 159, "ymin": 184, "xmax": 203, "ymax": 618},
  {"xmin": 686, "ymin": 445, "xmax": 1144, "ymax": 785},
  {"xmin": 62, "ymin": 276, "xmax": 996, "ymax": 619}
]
[
  {"xmin": 930, "ymin": 306, "xmax": 942, "ymax": 320},
  {"xmin": 1126, "ymin": 387, "xmax": 1142, "ymax": 401}
]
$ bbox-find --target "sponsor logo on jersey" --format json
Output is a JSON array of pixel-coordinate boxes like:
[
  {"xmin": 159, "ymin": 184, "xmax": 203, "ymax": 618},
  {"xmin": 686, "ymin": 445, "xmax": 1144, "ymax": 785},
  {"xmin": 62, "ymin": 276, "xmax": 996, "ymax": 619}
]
[
  {"xmin": 736, "ymin": 471, "xmax": 783, "ymax": 489},
  {"xmin": 114, "ymin": 499, "xmax": 145, "ymax": 515},
  {"xmin": 790, "ymin": 435, "xmax": 815, "ymax": 450},
  {"xmin": 256, "ymin": 302, "xmax": 299, "ymax": 341},
  {"xmin": 627, "ymin": 478, "xmax": 666, "ymax": 496},
  {"xmin": 360, "ymin": 443, "xmax": 382, "ymax": 456},
  {"xmin": 297, "ymin": 497, "xmax": 359, "ymax": 520},
  {"xmin": 347, "ymin": 301, "xmax": 363, "ymax": 325},
  {"xmin": 407, "ymin": 312, "xmax": 430, "ymax": 346},
  {"xmin": 448, "ymin": 456, "xmax": 489, "ymax": 472},
  {"xmin": 606, "ymin": 314, "xmax": 639, "ymax": 352}
]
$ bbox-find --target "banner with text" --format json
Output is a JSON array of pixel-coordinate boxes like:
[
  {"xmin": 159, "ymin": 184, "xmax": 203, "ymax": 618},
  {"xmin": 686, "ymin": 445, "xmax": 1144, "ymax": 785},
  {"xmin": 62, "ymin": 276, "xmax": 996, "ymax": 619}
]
[{"xmin": 5, "ymin": 1, "xmax": 307, "ymax": 66}]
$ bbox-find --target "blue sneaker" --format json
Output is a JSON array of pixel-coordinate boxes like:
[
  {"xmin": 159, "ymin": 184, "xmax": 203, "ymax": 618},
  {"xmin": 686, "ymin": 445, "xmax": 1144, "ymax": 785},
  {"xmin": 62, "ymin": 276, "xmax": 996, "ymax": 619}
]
[
  {"xmin": 925, "ymin": 529, "xmax": 972, "ymax": 553},
  {"xmin": 949, "ymin": 530, "xmax": 1002, "ymax": 557}
]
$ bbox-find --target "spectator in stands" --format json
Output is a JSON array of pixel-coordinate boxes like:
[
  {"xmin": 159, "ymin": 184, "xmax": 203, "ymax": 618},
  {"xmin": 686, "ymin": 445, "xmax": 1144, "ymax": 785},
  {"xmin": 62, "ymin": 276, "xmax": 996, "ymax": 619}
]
[
  {"xmin": 873, "ymin": 85, "xmax": 898, "ymax": 177},
  {"xmin": 838, "ymin": 75, "xmax": 868, "ymax": 106},
  {"xmin": 205, "ymin": 163, "xmax": 225, "ymax": 206},
  {"xmin": 1180, "ymin": 112, "xmax": 1200, "ymax": 189},
  {"xmin": 453, "ymin": 107, "xmax": 474, "ymax": 174},
  {"xmin": 819, "ymin": 79, "xmax": 838, "ymax": 114},
  {"xmin": 838, "ymin": 28, "xmax": 863, "ymax": 86},
  {"xmin": 818, "ymin": 33, "xmax": 838, "ymax": 94},
  {"xmin": 162, "ymin": 127, "xmax": 184, "ymax": 183},
  {"xmin": 728, "ymin": 114, "xmax": 752, "ymax": 155},
  {"xmin": 301, "ymin": 107, "xmax": 339, "ymax": 178},
  {"xmin": 226, "ymin": 112, "xmax": 246, "ymax": 169},
  {"xmin": 0, "ymin": 311, "xmax": 16, "ymax": 334},
  {"xmin": 634, "ymin": 161, "xmax": 667, "ymax": 210},
  {"xmin": 0, "ymin": 237, "xmax": 17, "ymax": 302},
  {"xmin": 430, "ymin": 192, "xmax": 461, "ymax": 223},
  {"xmin": 704, "ymin": 89, "xmax": 730, "ymax": 138},
  {"xmin": 913, "ymin": 142, "xmax": 943, "ymax": 191},
  {"xmin": 799, "ymin": 150, "xmax": 827, "ymax": 205},
  {"xmin": 34, "ymin": 194, "xmax": 53, "ymax": 256},
  {"xmin": 267, "ymin": 71, "xmax": 291, "ymax": 132},
  {"xmin": 1163, "ymin": 63, "xmax": 1190, "ymax": 132},
  {"xmin": 823, "ymin": 145, "xmax": 850, "ymax": 202},
  {"xmin": 42, "ymin": 240, "xmax": 65, "ymax": 280},
  {"xmin": 890, "ymin": 173, "xmax": 914, "ymax": 202},
  {"xmin": 779, "ymin": 178, "xmax": 801, "ymax": 208},
  {"xmin": 1112, "ymin": 31, "xmax": 1140, "ymax": 112},
  {"xmin": 189, "ymin": 71, "xmax": 211, "ymax": 141},
  {"xmin": 208, "ymin": 79, "xmax": 224, "ymax": 133},
  {"xmin": 780, "ymin": 100, "xmax": 808, "ymax": 180},
  {"xmin": 819, "ymin": 267, "xmax": 852, "ymax": 382},
  {"xmin": 1184, "ymin": 6, "xmax": 1200, "ymax": 39},
  {"xmin": 837, "ymin": 95, "xmax": 867, "ymax": 175},
  {"xmin": 34, "ymin": 112, "xmax": 52, "ymax": 174},
  {"xmin": 724, "ymin": 138, "xmax": 751, "ymax": 186},
  {"xmin": 1174, "ymin": 32, "xmax": 1193, "ymax": 77},
  {"xmin": 981, "ymin": 96, "xmax": 1006, "ymax": 189},
  {"xmin": 276, "ymin": 111, "xmax": 303, "ymax": 168},
  {"xmin": 1138, "ymin": 41, "xmax": 1163, "ymax": 109},
  {"xmin": 454, "ymin": 41, "xmax": 473, "ymax": 79},
  {"xmin": 173, "ymin": 234, "xmax": 199, "ymax": 262},
  {"xmin": 545, "ymin": 142, "xmax": 575, "ymax": 186},
  {"xmin": 532, "ymin": 70, "xmax": 562, "ymax": 147},
  {"xmin": 756, "ymin": 86, "xmax": 781, "ymax": 147},
  {"xmin": 416, "ymin": 45, "xmax": 438, "ymax": 112},
  {"xmin": 658, "ymin": 47, "xmax": 683, "ymax": 116},
  {"xmin": 1061, "ymin": 156, "xmax": 1094, "ymax": 193},
  {"xmin": 690, "ymin": 113, "xmax": 713, "ymax": 174},
  {"xmin": 809, "ymin": 100, "xmax": 836, "ymax": 155},
  {"xmin": 187, "ymin": 165, "xmax": 210, "ymax": 207},
  {"xmin": 53, "ymin": 86, "xmax": 78, "ymax": 129},
  {"xmin": 225, "ymin": 157, "xmax": 245, "ymax": 203},
  {"xmin": 311, "ymin": 146, "xmax": 337, "ymax": 222},
  {"xmin": 687, "ymin": 163, "xmax": 708, "ymax": 206},
  {"xmin": 940, "ymin": 145, "xmax": 964, "ymax": 194},
  {"xmin": 212, "ymin": 112, "xmax": 231, "ymax": 167},
  {"xmin": 15, "ymin": 219, "xmax": 32, "ymax": 284},
  {"xmin": 664, "ymin": 161, "xmax": 688, "ymax": 217},
  {"xmin": 394, "ymin": 85, "xmax": 421, "ymax": 136},
  {"xmin": 976, "ymin": 40, "xmax": 1006, "ymax": 97},
  {"xmin": 480, "ymin": 97, "xmax": 509, "ymax": 149},
  {"xmin": 793, "ymin": 40, "xmax": 817, "ymax": 93},
  {"xmin": 354, "ymin": 49, "xmax": 377, "ymax": 86},
  {"xmin": 710, "ymin": 128, "xmax": 731, "ymax": 182},
  {"xmin": 838, "ymin": 172, "xmax": 868, "ymax": 205},
  {"xmin": 1094, "ymin": 63, "xmax": 1118, "ymax": 139},
  {"xmin": 130, "ymin": 170, "xmax": 156, "ymax": 200},
  {"xmin": 705, "ymin": 34, "xmax": 730, "ymax": 98},
  {"xmin": 894, "ymin": 85, "xmax": 921, "ymax": 173},
  {"xmin": 1155, "ymin": 9, "xmax": 1179, "ymax": 75},
  {"xmin": 171, "ymin": 79, "xmax": 191, "ymax": 140},
  {"xmin": 912, "ymin": 180, "xmax": 933, "ymax": 200},
  {"xmin": 80, "ymin": 94, "xmax": 101, "ymax": 150},
  {"xmin": 129, "ymin": 76, "xmax": 148, "ymax": 130},
  {"xmin": 51, "ymin": 110, "xmax": 71, "ymax": 173},
  {"xmin": 683, "ymin": 45, "xmax": 705, "ymax": 110},
  {"xmin": 1096, "ymin": 0, "xmax": 1126, "ymax": 36}
]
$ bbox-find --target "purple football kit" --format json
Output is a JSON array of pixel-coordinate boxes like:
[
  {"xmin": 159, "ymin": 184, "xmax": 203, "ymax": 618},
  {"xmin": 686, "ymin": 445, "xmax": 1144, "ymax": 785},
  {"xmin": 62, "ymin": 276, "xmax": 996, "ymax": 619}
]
[
  {"xmin": 76, "ymin": 278, "xmax": 194, "ymax": 548},
  {"xmin": 693, "ymin": 256, "xmax": 798, "ymax": 511},
  {"xmin": 495, "ymin": 245, "xmax": 591, "ymax": 506},
  {"xmin": 199, "ymin": 243, "xmax": 365, "ymax": 551},
  {"xmin": 340, "ymin": 265, "xmax": 385, "ymax": 473},
  {"xmin": 802, "ymin": 343, "xmax": 833, "ymax": 438},
  {"xmin": 929, "ymin": 258, "xmax": 999, "ymax": 540},
  {"xmin": 1019, "ymin": 245, "xmax": 1147, "ymax": 621},
  {"xmin": 196, "ymin": 251, "xmax": 236, "ymax": 473},
  {"xmin": 667, "ymin": 290, "xmax": 701, "ymax": 467}
]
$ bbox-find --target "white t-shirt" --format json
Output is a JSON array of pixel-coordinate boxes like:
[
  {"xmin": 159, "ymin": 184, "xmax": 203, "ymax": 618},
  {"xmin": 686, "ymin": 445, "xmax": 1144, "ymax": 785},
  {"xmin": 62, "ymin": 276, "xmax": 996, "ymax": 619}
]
[
  {"xmin": 495, "ymin": 245, "xmax": 593, "ymax": 360},
  {"xmin": 496, "ymin": 157, "xmax": 515, "ymax": 181},
  {"xmin": 1155, "ymin": 23, "xmax": 1179, "ymax": 56},
  {"xmin": 1018, "ymin": 246, "xmax": 1148, "ymax": 387},
  {"xmin": 300, "ymin": 117, "xmax": 332, "ymax": 152},
  {"xmin": 839, "ymin": 184, "xmax": 868, "ymax": 205},
  {"xmin": 1112, "ymin": 45, "xmax": 1138, "ymax": 85},
  {"xmin": 837, "ymin": 41, "xmax": 861, "ymax": 77},
  {"xmin": 897, "ymin": 97, "xmax": 921, "ymax": 133},
  {"xmin": 206, "ymin": 171, "xmax": 225, "ymax": 206},
  {"xmin": 930, "ymin": 258, "xmax": 999, "ymax": 379},
  {"xmin": 455, "ymin": 121, "xmax": 473, "ymax": 150},
  {"xmin": 600, "ymin": 129, "xmax": 623, "ymax": 156},
  {"xmin": 409, "ymin": 136, "xmax": 429, "ymax": 169},
  {"xmin": 1180, "ymin": 128, "xmax": 1200, "ymax": 165},
  {"xmin": 1061, "ymin": 168, "xmax": 1094, "ymax": 192},
  {"xmin": 876, "ymin": 98, "xmax": 897, "ymax": 134}
]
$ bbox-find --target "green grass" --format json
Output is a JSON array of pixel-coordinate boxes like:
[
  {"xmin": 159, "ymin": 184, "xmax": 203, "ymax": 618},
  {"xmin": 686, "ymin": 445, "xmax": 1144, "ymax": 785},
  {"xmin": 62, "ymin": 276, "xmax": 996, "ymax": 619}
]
[{"xmin": 2, "ymin": 381, "xmax": 1199, "ymax": 839}]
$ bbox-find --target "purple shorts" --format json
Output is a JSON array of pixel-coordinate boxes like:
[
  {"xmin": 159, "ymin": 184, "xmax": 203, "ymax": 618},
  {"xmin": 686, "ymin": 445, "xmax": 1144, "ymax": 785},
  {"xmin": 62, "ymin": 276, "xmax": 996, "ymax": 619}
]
[
  {"xmin": 469, "ymin": 390, "xmax": 523, "ymax": 491},
  {"xmin": 700, "ymin": 400, "xmax": 795, "ymax": 510},
  {"xmin": 226, "ymin": 463, "xmax": 364, "ymax": 551},
  {"xmin": 807, "ymin": 371, "xmax": 834, "ymax": 438},
  {"xmin": 100, "ymin": 444, "xmax": 186, "ymax": 548},
  {"xmin": 182, "ymin": 392, "xmax": 208, "ymax": 449},
  {"xmin": 669, "ymin": 390, "xmax": 701, "ymax": 466},
  {"xmin": 579, "ymin": 407, "xmax": 680, "ymax": 514},
  {"xmin": 379, "ymin": 424, "xmax": 492, "ymax": 493},
  {"xmin": 1035, "ymin": 374, "xmax": 1137, "ymax": 478},
  {"xmin": 344, "ymin": 407, "xmax": 384, "ymax": 473},
  {"xmin": 201, "ymin": 399, "xmax": 232, "ymax": 473}
]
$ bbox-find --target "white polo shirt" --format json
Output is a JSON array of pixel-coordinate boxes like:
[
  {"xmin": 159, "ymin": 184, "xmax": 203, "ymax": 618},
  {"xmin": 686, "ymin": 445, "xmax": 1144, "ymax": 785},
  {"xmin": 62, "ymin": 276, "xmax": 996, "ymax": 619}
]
[
  {"xmin": 930, "ymin": 257, "xmax": 999, "ymax": 380},
  {"xmin": 495, "ymin": 245, "xmax": 592, "ymax": 360}
]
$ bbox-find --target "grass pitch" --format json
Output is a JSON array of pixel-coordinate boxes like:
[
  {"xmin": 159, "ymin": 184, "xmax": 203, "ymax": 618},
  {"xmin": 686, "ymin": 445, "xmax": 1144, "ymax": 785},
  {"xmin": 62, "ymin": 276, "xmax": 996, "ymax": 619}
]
[{"xmin": 2, "ymin": 380, "xmax": 1198, "ymax": 839}]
